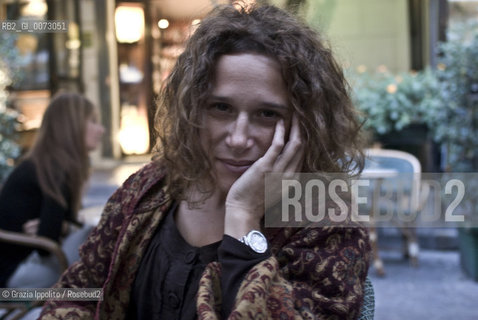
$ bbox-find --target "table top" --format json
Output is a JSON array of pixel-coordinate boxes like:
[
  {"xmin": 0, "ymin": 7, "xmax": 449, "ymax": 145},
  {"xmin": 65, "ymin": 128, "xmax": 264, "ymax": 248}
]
[{"xmin": 361, "ymin": 168, "xmax": 399, "ymax": 179}]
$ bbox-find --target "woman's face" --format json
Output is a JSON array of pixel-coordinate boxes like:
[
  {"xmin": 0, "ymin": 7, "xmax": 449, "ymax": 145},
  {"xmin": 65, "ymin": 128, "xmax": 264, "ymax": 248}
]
[
  {"xmin": 199, "ymin": 53, "xmax": 291, "ymax": 194},
  {"xmin": 85, "ymin": 112, "xmax": 105, "ymax": 151}
]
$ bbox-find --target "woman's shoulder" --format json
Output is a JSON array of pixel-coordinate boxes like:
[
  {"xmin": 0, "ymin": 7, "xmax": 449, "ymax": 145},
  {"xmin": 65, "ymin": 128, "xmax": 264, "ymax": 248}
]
[
  {"xmin": 122, "ymin": 161, "xmax": 166, "ymax": 189},
  {"xmin": 0, "ymin": 158, "xmax": 41, "ymax": 217},
  {"xmin": 93, "ymin": 161, "xmax": 170, "ymax": 234},
  {"xmin": 108, "ymin": 161, "xmax": 169, "ymax": 209},
  {"xmin": 14, "ymin": 157, "xmax": 35, "ymax": 172},
  {"xmin": 2, "ymin": 158, "xmax": 37, "ymax": 185}
]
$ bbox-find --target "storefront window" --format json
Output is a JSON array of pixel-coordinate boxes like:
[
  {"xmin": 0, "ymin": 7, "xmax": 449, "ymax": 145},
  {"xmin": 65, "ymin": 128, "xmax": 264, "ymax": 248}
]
[{"xmin": 3, "ymin": 0, "xmax": 49, "ymax": 90}]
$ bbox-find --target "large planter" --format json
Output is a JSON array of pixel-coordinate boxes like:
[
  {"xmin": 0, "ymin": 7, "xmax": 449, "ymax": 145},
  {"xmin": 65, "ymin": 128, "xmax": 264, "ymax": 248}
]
[
  {"xmin": 375, "ymin": 123, "xmax": 429, "ymax": 146},
  {"xmin": 458, "ymin": 227, "xmax": 478, "ymax": 281},
  {"xmin": 374, "ymin": 124, "xmax": 441, "ymax": 171}
]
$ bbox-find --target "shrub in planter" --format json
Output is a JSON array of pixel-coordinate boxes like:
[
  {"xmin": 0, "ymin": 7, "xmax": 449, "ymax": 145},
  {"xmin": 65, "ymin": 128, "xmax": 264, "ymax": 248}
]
[
  {"xmin": 435, "ymin": 21, "xmax": 478, "ymax": 172},
  {"xmin": 0, "ymin": 34, "xmax": 21, "ymax": 184},
  {"xmin": 0, "ymin": 106, "xmax": 20, "ymax": 184},
  {"xmin": 436, "ymin": 21, "xmax": 478, "ymax": 281},
  {"xmin": 350, "ymin": 67, "xmax": 443, "ymax": 138},
  {"xmin": 458, "ymin": 227, "xmax": 478, "ymax": 281},
  {"xmin": 349, "ymin": 67, "xmax": 445, "ymax": 170}
]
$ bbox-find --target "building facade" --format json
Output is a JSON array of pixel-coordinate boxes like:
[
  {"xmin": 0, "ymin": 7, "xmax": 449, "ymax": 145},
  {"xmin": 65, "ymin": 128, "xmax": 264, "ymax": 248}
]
[{"xmin": 0, "ymin": 0, "xmax": 453, "ymax": 161}]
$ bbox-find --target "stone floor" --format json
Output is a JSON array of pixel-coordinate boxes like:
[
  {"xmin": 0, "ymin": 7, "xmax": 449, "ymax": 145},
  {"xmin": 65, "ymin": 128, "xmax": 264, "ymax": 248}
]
[{"xmin": 370, "ymin": 250, "xmax": 478, "ymax": 320}]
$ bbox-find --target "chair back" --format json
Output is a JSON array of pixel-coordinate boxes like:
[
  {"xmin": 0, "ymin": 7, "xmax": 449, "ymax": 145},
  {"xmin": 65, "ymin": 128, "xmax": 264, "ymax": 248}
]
[
  {"xmin": 364, "ymin": 148, "xmax": 421, "ymax": 214},
  {"xmin": 0, "ymin": 229, "xmax": 68, "ymax": 320}
]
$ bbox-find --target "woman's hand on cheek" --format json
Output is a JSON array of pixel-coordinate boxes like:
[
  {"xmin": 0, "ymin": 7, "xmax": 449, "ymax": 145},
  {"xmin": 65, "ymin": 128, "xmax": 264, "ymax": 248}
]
[{"xmin": 224, "ymin": 114, "xmax": 304, "ymax": 238}]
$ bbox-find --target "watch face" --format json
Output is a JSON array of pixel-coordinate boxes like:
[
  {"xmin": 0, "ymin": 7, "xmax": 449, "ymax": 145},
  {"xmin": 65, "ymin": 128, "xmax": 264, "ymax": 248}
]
[{"xmin": 248, "ymin": 231, "xmax": 268, "ymax": 253}]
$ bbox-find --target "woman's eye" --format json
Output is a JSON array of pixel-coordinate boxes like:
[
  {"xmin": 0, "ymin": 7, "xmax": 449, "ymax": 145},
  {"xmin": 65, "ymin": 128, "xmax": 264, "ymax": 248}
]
[
  {"xmin": 259, "ymin": 110, "xmax": 279, "ymax": 119},
  {"xmin": 211, "ymin": 103, "xmax": 230, "ymax": 112}
]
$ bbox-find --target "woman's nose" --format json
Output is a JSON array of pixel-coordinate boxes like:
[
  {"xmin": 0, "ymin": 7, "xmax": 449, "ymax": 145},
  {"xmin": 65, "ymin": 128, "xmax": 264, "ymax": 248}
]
[{"xmin": 225, "ymin": 114, "xmax": 253, "ymax": 151}]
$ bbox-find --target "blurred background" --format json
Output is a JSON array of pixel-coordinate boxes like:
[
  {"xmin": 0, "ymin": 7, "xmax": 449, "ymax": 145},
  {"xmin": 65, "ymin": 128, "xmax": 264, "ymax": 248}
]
[
  {"xmin": 1, "ymin": 0, "xmax": 478, "ymax": 319},
  {"xmin": 1, "ymin": 0, "xmax": 477, "ymax": 171},
  {"xmin": 0, "ymin": 0, "xmax": 476, "ymax": 166}
]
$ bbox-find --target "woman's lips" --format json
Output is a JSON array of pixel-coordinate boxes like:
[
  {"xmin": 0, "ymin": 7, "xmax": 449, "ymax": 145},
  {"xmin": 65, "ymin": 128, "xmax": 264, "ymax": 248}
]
[{"xmin": 218, "ymin": 158, "xmax": 254, "ymax": 174}]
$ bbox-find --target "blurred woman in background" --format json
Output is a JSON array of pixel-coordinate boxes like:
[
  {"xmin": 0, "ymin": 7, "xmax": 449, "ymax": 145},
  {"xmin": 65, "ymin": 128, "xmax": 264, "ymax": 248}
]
[{"xmin": 0, "ymin": 92, "xmax": 104, "ymax": 288}]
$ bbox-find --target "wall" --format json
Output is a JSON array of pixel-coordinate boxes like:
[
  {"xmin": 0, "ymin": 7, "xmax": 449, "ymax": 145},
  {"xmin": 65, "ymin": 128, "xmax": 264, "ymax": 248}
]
[
  {"xmin": 80, "ymin": 0, "xmax": 106, "ymax": 162},
  {"xmin": 290, "ymin": 0, "xmax": 412, "ymax": 72}
]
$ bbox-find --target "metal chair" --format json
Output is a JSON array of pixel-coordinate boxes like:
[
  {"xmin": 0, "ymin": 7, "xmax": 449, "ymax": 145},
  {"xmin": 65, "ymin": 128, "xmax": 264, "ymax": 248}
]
[
  {"xmin": 362, "ymin": 148, "xmax": 426, "ymax": 276},
  {"xmin": 0, "ymin": 229, "xmax": 68, "ymax": 320}
]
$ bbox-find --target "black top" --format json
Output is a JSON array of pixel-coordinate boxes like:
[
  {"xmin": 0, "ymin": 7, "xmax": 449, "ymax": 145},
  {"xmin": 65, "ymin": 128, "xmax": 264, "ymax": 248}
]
[
  {"xmin": 0, "ymin": 159, "xmax": 73, "ymax": 287},
  {"xmin": 127, "ymin": 203, "xmax": 271, "ymax": 319}
]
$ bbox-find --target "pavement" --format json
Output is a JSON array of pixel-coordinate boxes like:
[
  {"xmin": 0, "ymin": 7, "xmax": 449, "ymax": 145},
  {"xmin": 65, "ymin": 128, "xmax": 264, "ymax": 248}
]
[
  {"xmin": 370, "ymin": 250, "xmax": 478, "ymax": 320},
  {"xmin": 82, "ymin": 158, "xmax": 478, "ymax": 320}
]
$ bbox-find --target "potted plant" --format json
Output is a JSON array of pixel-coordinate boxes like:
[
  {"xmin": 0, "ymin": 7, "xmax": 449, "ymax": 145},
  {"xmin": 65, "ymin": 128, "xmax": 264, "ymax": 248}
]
[
  {"xmin": 435, "ymin": 21, "xmax": 478, "ymax": 281},
  {"xmin": 350, "ymin": 67, "xmax": 443, "ymax": 138},
  {"xmin": 435, "ymin": 22, "xmax": 478, "ymax": 171},
  {"xmin": 0, "ymin": 34, "xmax": 21, "ymax": 185},
  {"xmin": 349, "ymin": 66, "xmax": 444, "ymax": 171}
]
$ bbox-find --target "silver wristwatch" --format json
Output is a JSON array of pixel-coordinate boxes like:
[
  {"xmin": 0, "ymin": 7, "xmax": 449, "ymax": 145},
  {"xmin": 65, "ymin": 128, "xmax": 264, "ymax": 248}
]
[{"xmin": 239, "ymin": 230, "xmax": 268, "ymax": 253}]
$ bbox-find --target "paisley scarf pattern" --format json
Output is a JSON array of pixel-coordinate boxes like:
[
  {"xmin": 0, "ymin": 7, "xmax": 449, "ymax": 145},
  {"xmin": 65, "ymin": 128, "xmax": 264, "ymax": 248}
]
[{"xmin": 40, "ymin": 162, "xmax": 370, "ymax": 319}]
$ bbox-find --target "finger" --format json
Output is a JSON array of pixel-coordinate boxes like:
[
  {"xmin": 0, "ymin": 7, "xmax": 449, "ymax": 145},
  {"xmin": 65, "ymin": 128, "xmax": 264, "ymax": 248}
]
[
  {"xmin": 258, "ymin": 119, "xmax": 285, "ymax": 167},
  {"xmin": 23, "ymin": 220, "xmax": 34, "ymax": 230},
  {"xmin": 23, "ymin": 224, "xmax": 35, "ymax": 235},
  {"xmin": 23, "ymin": 219, "xmax": 40, "ymax": 234},
  {"xmin": 26, "ymin": 221, "xmax": 40, "ymax": 230},
  {"xmin": 289, "ymin": 112, "xmax": 301, "ymax": 141},
  {"xmin": 284, "ymin": 114, "xmax": 304, "ymax": 171},
  {"xmin": 26, "ymin": 218, "xmax": 40, "ymax": 225},
  {"xmin": 273, "ymin": 114, "xmax": 303, "ymax": 172},
  {"xmin": 284, "ymin": 144, "xmax": 305, "ymax": 173}
]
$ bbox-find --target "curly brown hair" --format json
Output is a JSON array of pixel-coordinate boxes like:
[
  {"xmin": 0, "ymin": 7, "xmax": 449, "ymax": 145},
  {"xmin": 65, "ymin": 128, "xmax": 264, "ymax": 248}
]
[{"xmin": 154, "ymin": 3, "xmax": 364, "ymax": 200}]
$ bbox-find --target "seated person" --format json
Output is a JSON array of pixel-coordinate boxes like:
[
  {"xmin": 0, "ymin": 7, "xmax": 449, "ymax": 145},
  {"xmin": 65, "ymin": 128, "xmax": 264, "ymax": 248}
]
[
  {"xmin": 0, "ymin": 92, "xmax": 104, "ymax": 288},
  {"xmin": 40, "ymin": 4, "xmax": 370, "ymax": 319}
]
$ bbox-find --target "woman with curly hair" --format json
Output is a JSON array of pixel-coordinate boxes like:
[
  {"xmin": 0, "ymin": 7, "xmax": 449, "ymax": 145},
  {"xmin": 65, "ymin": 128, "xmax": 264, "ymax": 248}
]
[
  {"xmin": 40, "ymin": 4, "xmax": 370, "ymax": 319},
  {"xmin": 0, "ymin": 92, "xmax": 104, "ymax": 288}
]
